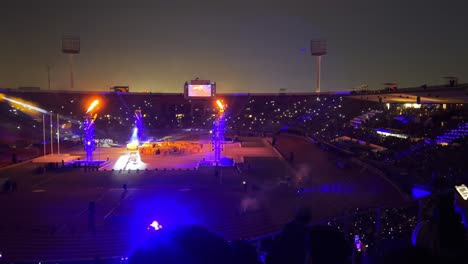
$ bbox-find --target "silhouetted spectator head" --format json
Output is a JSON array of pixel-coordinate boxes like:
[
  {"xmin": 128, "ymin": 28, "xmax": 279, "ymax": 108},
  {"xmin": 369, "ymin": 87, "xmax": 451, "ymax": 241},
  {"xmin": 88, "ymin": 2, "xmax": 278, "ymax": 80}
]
[
  {"xmin": 412, "ymin": 220, "xmax": 440, "ymax": 254},
  {"xmin": 130, "ymin": 225, "xmax": 233, "ymax": 264},
  {"xmin": 378, "ymin": 246, "xmax": 438, "ymax": 264},
  {"xmin": 230, "ymin": 240, "xmax": 259, "ymax": 264},
  {"xmin": 295, "ymin": 207, "xmax": 312, "ymax": 224},
  {"xmin": 437, "ymin": 192, "xmax": 455, "ymax": 215},
  {"xmin": 413, "ymin": 191, "xmax": 467, "ymax": 259},
  {"xmin": 435, "ymin": 192, "xmax": 466, "ymax": 248},
  {"xmin": 267, "ymin": 210, "xmax": 311, "ymax": 264},
  {"xmin": 309, "ymin": 225, "xmax": 351, "ymax": 264}
]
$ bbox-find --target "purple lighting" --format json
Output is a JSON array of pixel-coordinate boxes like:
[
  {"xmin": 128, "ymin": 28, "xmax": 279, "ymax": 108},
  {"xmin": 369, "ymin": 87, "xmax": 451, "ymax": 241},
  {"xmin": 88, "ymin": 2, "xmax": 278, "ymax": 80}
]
[
  {"xmin": 83, "ymin": 114, "xmax": 96, "ymax": 162},
  {"xmin": 135, "ymin": 110, "xmax": 143, "ymax": 142},
  {"xmin": 436, "ymin": 122, "xmax": 468, "ymax": 145},
  {"xmin": 212, "ymin": 107, "xmax": 226, "ymax": 163},
  {"xmin": 411, "ymin": 187, "xmax": 431, "ymax": 199},
  {"xmin": 333, "ymin": 90, "xmax": 351, "ymax": 95}
]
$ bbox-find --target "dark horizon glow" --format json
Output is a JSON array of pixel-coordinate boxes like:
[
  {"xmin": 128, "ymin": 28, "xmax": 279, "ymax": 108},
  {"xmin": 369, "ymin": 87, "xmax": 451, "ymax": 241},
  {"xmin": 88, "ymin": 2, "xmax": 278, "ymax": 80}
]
[{"xmin": 0, "ymin": 0, "xmax": 467, "ymax": 93}]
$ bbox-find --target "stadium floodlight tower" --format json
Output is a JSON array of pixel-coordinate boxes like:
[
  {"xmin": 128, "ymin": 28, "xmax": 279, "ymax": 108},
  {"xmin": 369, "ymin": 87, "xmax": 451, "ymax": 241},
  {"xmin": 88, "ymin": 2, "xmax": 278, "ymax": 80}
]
[
  {"xmin": 212, "ymin": 100, "xmax": 226, "ymax": 164},
  {"xmin": 62, "ymin": 36, "xmax": 80, "ymax": 90},
  {"xmin": 311, "ymin": 39, "xmax": 327, "ymax": 93},
  {"xmin": 83, "ymin": 100, "xmax": 99, "ymax": 163}
]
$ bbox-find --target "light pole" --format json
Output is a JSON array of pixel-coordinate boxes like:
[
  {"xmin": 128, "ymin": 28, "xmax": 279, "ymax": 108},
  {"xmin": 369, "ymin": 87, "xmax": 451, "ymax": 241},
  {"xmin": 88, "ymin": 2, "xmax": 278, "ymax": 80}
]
[
  {"xmin": 311, "ymin": 40, "xmax": 327, "ymax": 93},
  {"xmin": 62, "ymin": 37, "xmax": 80, "ymax": 90},
  {"xmin": 47, "ymin": 65, "xmax": 51, "ymax": 90}
]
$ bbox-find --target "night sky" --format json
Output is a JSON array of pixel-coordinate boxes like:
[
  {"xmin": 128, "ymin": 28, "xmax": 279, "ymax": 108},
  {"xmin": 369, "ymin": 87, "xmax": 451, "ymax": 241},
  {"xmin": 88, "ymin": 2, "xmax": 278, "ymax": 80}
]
[{"xmin": 1, "ymin": 0, "xmax": 467, "ymax": 93}]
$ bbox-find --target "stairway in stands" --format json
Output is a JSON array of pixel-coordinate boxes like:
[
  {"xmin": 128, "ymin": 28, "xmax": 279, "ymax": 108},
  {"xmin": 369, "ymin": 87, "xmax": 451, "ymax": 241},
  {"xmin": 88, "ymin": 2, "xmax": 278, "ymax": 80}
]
[
  {"xmin": 350, "ymin": 110, "xmax": 383, "ymax": 128},
  {"xmin": 436, "ymin": 121, "xmax": 468, "ymax": 145},
  {"xmin": 0, "ymin": 229, "xmax": 131, "ymax": 262}
]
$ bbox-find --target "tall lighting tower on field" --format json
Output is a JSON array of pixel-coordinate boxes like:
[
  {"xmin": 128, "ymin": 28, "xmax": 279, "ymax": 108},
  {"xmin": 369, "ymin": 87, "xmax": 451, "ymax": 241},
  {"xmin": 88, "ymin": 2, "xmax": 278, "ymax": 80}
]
[
  {"xmin": 311, "ymin": 39, "xmax": 327, "ymax": 93},
  {"xmin": 83, "ymin": 100, "xmax": 99, "ymax": 163},
  {"xmin": 212, "ymin": 100, "xmax": 226, "ymax": 164}
]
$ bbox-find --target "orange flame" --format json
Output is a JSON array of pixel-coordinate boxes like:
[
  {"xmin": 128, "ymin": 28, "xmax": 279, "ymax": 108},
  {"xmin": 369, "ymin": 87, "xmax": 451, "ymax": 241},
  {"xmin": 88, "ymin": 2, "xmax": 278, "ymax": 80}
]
[
  {"xmin": 86, "ymin": 99, "xmax": 99, "ymax": 113},
  {"xmin": 216, "ymin": 100, "xmax": 224, "ymax": 111}
]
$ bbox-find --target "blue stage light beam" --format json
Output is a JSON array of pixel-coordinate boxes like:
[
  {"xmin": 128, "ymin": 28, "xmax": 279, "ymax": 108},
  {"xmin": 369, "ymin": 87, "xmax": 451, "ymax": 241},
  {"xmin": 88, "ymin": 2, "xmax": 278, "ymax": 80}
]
[
  {"xmin": 134, "ymin": 110, "xmax": 143, "ymax": 142},
  {"xmin": 130, "ymin": 127, "xmax": 139, "ymax": 144}
]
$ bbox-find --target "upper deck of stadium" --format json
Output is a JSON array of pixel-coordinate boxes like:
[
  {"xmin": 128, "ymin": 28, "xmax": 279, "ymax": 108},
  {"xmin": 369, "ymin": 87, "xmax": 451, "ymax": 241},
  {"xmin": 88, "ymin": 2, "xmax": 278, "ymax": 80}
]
[
  {"xmin": 349, "ymin": 83, "xmax": 468, "ymax": 104},
  {"xmin": 2, "ymin": 82, "xmax": 467, "ymax": 103}
]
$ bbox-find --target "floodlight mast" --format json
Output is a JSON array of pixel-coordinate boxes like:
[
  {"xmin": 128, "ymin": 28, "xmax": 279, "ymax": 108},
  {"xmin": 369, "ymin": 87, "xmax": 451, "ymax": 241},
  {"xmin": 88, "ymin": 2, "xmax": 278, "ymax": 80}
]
[
  {"xmin": 311, "ymin": 40, "xmax": 327, "ymax": 93},
  {"xmin": 62, "ymin": 37, "xmax": 80, "ymax": 90}
]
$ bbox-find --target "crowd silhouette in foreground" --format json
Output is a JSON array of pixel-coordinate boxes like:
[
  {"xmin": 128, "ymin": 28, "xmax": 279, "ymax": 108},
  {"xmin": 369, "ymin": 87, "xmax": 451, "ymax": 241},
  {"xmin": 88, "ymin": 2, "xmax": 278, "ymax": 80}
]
[{"xmin": 129, "ymin": 193, "xmax": 468, "ymax": 264}]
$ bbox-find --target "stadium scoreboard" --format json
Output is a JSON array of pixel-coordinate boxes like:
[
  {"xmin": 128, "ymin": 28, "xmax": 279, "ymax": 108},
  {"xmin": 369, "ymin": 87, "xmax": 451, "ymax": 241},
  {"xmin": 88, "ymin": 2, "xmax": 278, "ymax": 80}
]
[{"xmin": 184, "ymin": 79, "xmax": 216, "ymax": 99}]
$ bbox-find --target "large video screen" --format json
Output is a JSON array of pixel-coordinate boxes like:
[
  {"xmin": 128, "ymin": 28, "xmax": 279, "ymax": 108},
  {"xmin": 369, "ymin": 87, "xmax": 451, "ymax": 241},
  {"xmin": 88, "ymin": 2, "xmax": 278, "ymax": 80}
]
[{"xmin": 188, "ymin": 84, "xmax": 212, "ymax": 97}]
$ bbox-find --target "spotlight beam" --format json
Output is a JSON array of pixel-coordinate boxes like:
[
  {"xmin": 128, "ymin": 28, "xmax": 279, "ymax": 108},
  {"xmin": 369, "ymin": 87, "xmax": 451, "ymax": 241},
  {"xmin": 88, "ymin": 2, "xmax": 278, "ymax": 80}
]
[
  {"xmin": 1, "ymin": 94, "xmax": 83, "ymax": 126},
  {"xmin": 1, "ymin": 94, "xmax": 48, "ymax": 114}
]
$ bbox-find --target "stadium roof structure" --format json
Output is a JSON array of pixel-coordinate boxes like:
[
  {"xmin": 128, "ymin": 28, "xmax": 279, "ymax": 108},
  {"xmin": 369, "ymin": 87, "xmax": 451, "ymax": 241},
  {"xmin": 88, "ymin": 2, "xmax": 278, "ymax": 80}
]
[{"xmin": 349, "ymin": 83, "xmax": 468, "ymax": 104}]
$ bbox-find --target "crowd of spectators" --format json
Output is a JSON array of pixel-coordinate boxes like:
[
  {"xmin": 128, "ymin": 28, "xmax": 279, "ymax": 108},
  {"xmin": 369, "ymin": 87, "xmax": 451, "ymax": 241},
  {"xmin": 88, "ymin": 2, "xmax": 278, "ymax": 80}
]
[
  {"xmin": 1, "ymin": 90, "xmax": 465, "ymax": 144},
  {"xmin": 2, "ymin": 91, "xmax": 467, "ymax": 192},
  {"xmin": 1, "ymin": 90, "xmax": 468, "ymax": 263},
  {"xmin": 313, "ymin": 103, "xmax": 468, "ymax": 190},
  {"xmin": 127, "ymin": 193, "xmax": 467, "ymax": 264},
  {"xmin": 0, "ymin": 91, "xmax": 377, "ymax": 141}
]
